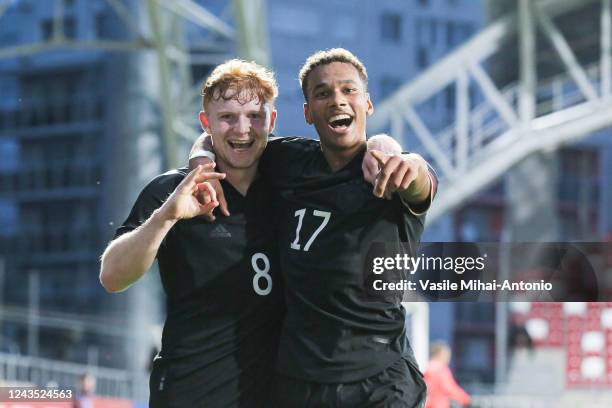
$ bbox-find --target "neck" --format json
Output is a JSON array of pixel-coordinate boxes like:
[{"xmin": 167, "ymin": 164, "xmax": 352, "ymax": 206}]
[
  {"xmin": 217, "ymin": 161, "xmax": 257, "ymax": 196},
  {"xmin": 321, "ymin": 140, "xmax": 366, "ymax": 172}
]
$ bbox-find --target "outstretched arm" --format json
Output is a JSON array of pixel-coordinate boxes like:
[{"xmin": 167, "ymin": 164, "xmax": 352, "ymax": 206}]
[
  {"xmin": 100, "ymin": 164, "xmax": 223, "ymax": 292},
  {"xmin": 370, "ymin": 150, "xmax": 432, "ymax": 205},
  {"xmin": 363, "ymin": 134, "xmax": 436, "ymax": 214}
]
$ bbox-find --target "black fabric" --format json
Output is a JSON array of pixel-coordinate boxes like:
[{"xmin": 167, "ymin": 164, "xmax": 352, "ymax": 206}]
[
  {"xmin": 267, "ymin": 356, "xmax": 427, "ymax": 408},
  {"xmin": 259, "ymin": 138, "xmax": 427, "ymax": 383},
  {"xmin": 116, "ymin": 168, "xmax": 283, "ymax": 407}
]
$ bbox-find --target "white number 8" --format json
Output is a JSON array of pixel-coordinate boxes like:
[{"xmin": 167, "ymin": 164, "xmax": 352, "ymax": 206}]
[{"xmin": 251, "ymin": 253, "xmax": 272, "ymax": 296}]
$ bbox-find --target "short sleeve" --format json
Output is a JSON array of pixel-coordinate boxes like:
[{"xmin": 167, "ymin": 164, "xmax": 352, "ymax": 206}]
[{"xmin": 114, "ymin": 170, "xmax": 185, "ymax": 239}]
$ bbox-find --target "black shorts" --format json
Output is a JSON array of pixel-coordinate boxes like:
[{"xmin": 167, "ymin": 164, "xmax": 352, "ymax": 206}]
[
  {"xmin": 149, "ymin": 357, "xmax": 272, "ymax": 408},
  {"xmin": 268, "ymin": 357, "xmax": 427, "ymax": 408}
]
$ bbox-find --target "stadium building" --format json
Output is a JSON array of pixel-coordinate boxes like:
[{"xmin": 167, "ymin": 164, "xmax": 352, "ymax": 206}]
[{"xmin": 0, "ymin": 0, "xmax": 611, "ymax": 405}]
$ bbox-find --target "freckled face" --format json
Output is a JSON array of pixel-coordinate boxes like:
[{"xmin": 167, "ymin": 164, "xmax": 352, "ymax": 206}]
[{"xmin": 200, "ymin": 95, "xmax": 276, "ymax": 171}]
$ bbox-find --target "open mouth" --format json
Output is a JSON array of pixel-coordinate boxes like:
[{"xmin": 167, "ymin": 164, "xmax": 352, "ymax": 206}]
[
  {"xmin": 228, "ymin": 140, "xmax": 254, "ymax": 149},
  {"xmin": 328, "ymin": 114, "xmax": 353, "ymax": 130}
]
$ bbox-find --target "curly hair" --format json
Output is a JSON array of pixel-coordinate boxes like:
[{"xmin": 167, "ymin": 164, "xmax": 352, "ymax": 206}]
[
  {"xmin": 201, "ymin": 59, "xmax": 278, "ymax": 110},
  {"xmin": 298, "ymin": 48, "xmax": 368, "ymax": 100}
]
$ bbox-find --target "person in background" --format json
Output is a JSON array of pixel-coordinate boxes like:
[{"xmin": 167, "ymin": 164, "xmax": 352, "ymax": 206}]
[
  {"xmin": 73, "ymin": 373, "xmax": 95, "ymax": 408},
  {"xmin": 424, "ymin": 341, "xmax": 471, "ymax": 408}
]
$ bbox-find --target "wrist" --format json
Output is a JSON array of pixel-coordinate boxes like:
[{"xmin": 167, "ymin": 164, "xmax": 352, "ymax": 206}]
[{"xmin": 152, "ymin": 206, "xmax": 180, "ymax": 226}]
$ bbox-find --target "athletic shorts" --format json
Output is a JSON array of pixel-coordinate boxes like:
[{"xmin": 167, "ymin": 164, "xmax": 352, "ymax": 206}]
[
  {"xmin": 148, "ymin": 357, "xmax": 272, "ymax": 408},
  {"xmin": 267, "ymin": 357, "xmax": 427, "ymax": 408}
]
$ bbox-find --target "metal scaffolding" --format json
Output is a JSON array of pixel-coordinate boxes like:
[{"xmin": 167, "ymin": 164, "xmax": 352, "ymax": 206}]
[
  {"xmin": 0, "ymin": 0, "xmax": 268, "ymax": 167},
  {"xmin": 369, "ymin": 0, "xmax": 612, "ymax": 223}
]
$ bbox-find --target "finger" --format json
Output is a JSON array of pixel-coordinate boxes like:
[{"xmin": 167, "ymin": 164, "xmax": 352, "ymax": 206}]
[
  {"xmin": 182, "ymin": 164, "xmax": 203, "ymax": 184},
  {"xmin": 198, "ymin": 182, "xmax": 218, "ymax": 204},
  {"xmin": 192, "ymin": 171, "xmax": 226, "ymax": 184},
  {"xmin": 392, "ymin": 160, "xmax": 412, "ymax": 192},
  {"xmin": 369, "ymin": 150, "xmax": 389, "ymax": 167},
  {"xmin": 198, "ymin": 183, "xmax": 219, "ymax": 221},
  {"xmin": 362, "ymin": 153, "xmax": 379, "ymax": 184},
  {"xmin": 195, "ymin": 189, "xmax": 211, "ymax": 206},
  {"xmin": 374, "ymin": 157, "xmax": 400, "ymax": 198},
  {"xmin": 385, "ymin": 159, "xmax": 403, "ymax": 193},
  {"xmin": 199, "ymin": 200, "xmax": 219, "ymax": 217},
  {"xmin": 400, "ymin": 167, "xmax": 419, "ymax": 191},
  {"xmin": 178, "ymin": 165, "xmax": 205, "ymax": 193},
  {"xmin": 361, "ymin": 160, "xmax": 372, "ymax": 184},
  {"xmin": 218, "ymin": 187, "xmax": 230, "ymax": 216}
]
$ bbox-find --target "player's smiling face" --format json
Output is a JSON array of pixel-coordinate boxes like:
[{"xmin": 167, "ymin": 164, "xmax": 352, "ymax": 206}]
[
  {"xmin": 304, "ymin": 62, "xmax": 373, "ymax": 155},
  {"xmin": 200, "ymin": 92, "xmax": 276, "ymax": 171}
]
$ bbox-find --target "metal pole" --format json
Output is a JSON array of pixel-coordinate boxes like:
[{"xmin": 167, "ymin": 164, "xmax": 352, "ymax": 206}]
[
  {"xmin": 519, "ymin": 0, "xmax": 536, "ymax": 124},
  {"xmin": 146, "ymin": 0, "xmax": 178, "ymax": 169},
  {"xmin": 602, "ymin": 0, "xmax": 612, "ymax": 99},
  {"xmin": 0, "ymin": 257, "xmax": 4, "ymax": 357},
  {"xmin": 412, "ymin": 303, "xmax": 429, "ymax": 370},
  {"xmin": 495, "ymin": 232, "xmax": 510, "ymax": 388},
  {"xmin": 52, "ymin": 0, "xmax": 65, "ymax": 42},
  {"xmin": 402, "ymin": 302, "xmax": 430, "ymax": 370},
  {"xmin": 455, "ymin": 69, "xmax": 469, "ymax": 172},
  {"xmin": 390, "ymin": 113, "xmax": 404, "ymax": 148},
  {"xmin": 232, "ymin": 0, "xmax": 270, "ymax": 66},
  {"xmin": 27, "ymin": 270, "xmax": 40, "ymax": 357},
  {"xmin": 0, "ymin": 257, "xmax": 4, "ymax": 318},
  {"xmin": 536, "ymin": 6, "xmax": 598, "ymax": 101}
]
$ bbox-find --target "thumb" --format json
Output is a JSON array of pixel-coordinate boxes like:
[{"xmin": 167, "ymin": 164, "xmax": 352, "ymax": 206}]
[
  {"xmin": 369, "ymin": 150, "xmax": 389, "ymax": 167},
  {"xmin": 362, "ymin": 154, "xmax": 379, "ymax": 184}
]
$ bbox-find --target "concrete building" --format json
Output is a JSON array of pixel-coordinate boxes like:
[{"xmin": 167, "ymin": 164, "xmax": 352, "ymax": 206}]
[{"xmin": 0, "ymin": 0, "xmax": 232, "ymax": 397}]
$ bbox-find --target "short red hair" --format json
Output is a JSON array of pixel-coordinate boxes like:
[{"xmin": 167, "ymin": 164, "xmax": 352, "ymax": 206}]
[{"xmin": 201, "ymin": 59, "xmax": 278, "ymax": 110}]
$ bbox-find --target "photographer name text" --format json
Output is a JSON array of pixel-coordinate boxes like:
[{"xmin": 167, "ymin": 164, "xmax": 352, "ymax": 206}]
[{"xmin": 372, "ymin": 279, "xmax": 553, "ymax": 292}]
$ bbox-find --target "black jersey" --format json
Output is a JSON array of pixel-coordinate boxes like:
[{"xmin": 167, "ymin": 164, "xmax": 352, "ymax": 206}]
[
  {"xmin": 115, "ymin": 168, "xmax": 283, "ymax": 407},
  {"xmin": 259, "ymin": 138, "xmax": 430, "ymax": 383}
]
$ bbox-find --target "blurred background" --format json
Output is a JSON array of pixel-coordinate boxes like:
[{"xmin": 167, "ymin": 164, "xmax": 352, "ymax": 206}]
[{"xmin": 0, "ymin": 0, "xmax": 611, "ymax": 406}]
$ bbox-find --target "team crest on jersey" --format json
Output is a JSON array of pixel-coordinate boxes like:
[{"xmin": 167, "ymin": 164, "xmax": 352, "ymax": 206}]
[{"xmin": 210, "ymin": 224, "xmax": 232, "ymax": 238}]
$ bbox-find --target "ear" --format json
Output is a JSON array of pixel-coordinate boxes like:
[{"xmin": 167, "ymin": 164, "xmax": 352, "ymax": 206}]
[
  {"xmin": 304, "ymin": 102, "xmax": 313, "ymax": 125},
  {"xmin": 365, "ymin": 93, "xmax": 374, "ymax": 117},
  {"xmin": 268, "ymin": 109, "xmax": 278, "ymax": 133},
  {"xmin": 199, "ymin": 111, "xmax": 211, "ymax": 133}
]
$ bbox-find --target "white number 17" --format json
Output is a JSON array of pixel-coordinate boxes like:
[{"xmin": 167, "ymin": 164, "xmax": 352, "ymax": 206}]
[{"xmin": 290, "ymin": 209, "xmax": 331, "ymax": 252}]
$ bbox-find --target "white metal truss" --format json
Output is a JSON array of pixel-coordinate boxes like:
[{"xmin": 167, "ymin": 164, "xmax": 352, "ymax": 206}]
[
  {"xmin": 368, "ymin": 0, "xmax": 612, "ymax": 223},
  {"xmin": 0, "ymin": 0, "xmax": 269, "ymax": 168}
]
